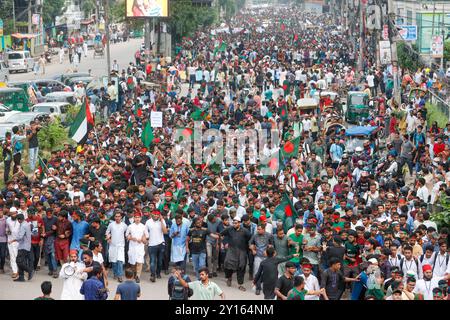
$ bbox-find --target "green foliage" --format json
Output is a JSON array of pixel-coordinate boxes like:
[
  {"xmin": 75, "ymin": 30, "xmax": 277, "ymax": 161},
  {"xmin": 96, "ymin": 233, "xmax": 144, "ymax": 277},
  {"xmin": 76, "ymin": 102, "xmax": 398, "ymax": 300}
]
[
  {"xmin": 81, "ymin": 0, "xmax": 96, "ymax": 17},
  {"xmin": 65, "ymin": 104, "xmax": 81, "ymax": 125},
  {"xmin": 397, "ymin": 41, "xmax": 423, "ymax": 72},
  {"xmin": 37, "ymin": 118, "xmax": 68, "ymax": 151},
  {"xmin": 43, "ymin": 0, "xmax": 67, "ymax": 25},
  {"xmin": 169, "ymin": 2, "xmax": 218, "ymax": 42},
  {"xmin": 0, "ymin": 0, "xmax": 15, "ymax": 34},
  {"xmin": 433, "ymin": 195, "xmax": 450, "ymax": 229},
  {"xmin": 425, "ymin": 102, "xmax": 448, "ymax": 128},
  {"xmin": 444, "ymin": 41, "xmax": 450, "ymax": 64}
]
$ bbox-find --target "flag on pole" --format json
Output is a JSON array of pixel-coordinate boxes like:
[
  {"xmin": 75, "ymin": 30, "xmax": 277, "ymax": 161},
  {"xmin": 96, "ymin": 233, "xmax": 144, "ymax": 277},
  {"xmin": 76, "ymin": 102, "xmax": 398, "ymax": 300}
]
[
  {"xmin": 141, "ymin": 122, "xmax": 154, "ymax": 148},
  {"xmin": 68, "ymin": 97, "xmax": 94, "ymax": 144},
  {"xmin": 214, "ymin": 40, "xmax": 227, "ymax": 55},
  {"xmin": 190, "ymin": 107, "xmax": 208, "ymax": 121},
  {"xmin": 280, "ymin": 136, "xmax": 300, "ymax": 159},
  {"xmin": 274, "ymin": 192, "xmax": 297, "ymax": 232}
]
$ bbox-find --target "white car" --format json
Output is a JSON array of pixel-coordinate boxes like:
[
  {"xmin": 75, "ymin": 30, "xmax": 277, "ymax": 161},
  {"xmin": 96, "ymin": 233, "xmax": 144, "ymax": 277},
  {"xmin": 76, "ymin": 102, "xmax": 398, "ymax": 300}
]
[
  {"xmin": 6, "ymin": 51, "xmax": 35, "ymax": 73},
  {"xmin": 31, "ymin": 102, "xmax": 70, "ymax": 123},
  {"xmin": 44, "ymin": 91, "xmax": 77, "ymax": 105}
]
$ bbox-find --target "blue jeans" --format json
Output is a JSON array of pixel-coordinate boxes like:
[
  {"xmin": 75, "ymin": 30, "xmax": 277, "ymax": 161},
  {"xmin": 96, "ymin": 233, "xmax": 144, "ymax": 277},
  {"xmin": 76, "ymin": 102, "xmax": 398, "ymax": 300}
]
[
  {"xmin": 191, "ymin": 252, "xmax": 206, "ymax": 279},
  {"xmin": 46, "ymin": 250, "xmax": 57, "ymax": 272},
  {"xmin": 29, "ymin": 147, "xmax": 38, "ymax": 172},
  {"xmin": 108, "ymin": 101, "xmax": 117, "ymax": 115},
  {"xmin": 148, "ymin": 243, "xmax": 165, "ymax": 276},
  {"xmin": 112, "ymin": 261, "xmax": 124, "ymax": 277}
]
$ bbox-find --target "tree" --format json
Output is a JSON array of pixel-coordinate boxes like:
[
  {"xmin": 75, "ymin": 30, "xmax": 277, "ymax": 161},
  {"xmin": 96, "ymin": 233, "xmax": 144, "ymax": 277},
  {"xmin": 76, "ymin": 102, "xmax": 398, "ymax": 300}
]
[
  {"xmin": 444, "ymin": 41, "xmax": 450, "ymax": 65},
  {"xmin": 397, "ymin": 41, "xmax": 423, "ymax": 73},
  {"xmin": 81, "ymin": 0, "xmax": 96, "ymax": 18},
  {"xmin": 43, "ymin": 0, "xmax": 67, "ymax": 25},
  {"xmin": 0, "ymin": 0, "xmax": 15, "ymax": 34}
]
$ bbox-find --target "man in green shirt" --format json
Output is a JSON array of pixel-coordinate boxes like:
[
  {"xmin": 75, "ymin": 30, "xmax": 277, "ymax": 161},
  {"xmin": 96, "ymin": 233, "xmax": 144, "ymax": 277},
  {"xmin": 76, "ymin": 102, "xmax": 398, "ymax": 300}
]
[
  {"xmin": 174, "ymin": 267, "xmax": 224, "ymax": 300},
  {"xmin": 303, "ymin": 224, "xmax": 321, "ymax": 277},
  {"xmin": 288, "ymin": 224, "xmax": 304, "ymax": 270},
  {"xmin": 287, "ymin": 275, "xmax": 324, "ymax": 300}
]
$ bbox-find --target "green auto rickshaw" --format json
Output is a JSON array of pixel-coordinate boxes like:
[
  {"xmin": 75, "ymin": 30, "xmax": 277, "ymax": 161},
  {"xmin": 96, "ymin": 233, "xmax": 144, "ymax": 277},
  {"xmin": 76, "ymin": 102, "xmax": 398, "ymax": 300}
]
[
  {"xmin": 0, "ymin": 87, "xmax": 31, "ymax": 112},
  {"xmin": 344, "ymin": 91, "xmax": 370, "ymax": 124}
]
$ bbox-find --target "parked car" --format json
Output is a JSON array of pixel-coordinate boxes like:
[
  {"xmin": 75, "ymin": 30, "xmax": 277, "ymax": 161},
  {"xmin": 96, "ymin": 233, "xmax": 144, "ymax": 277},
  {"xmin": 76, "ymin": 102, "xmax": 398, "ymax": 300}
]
[
  {"xmin": 66, "ymin": 76, "xmax": 94, "ymax": 89},
  {"xmin": 0, "ymin": 61, "xmax": 9, "ymax": 82},
  {"xmin": 51, "ymin": 72, "xmax": 90, "ymax": 85},
  {"xmin": 0, "ymin": 111, "xmax": 47, "ymax": 124},
  {"xmin": 9, "ymin": 79, "xmax": 70, "ymax": 94},
  {"xmin": 31, "ymin": 102, "xmax": 70, "ymax": 123},
  {"xmin": 5, "ymin": 51, "xmax": 35, "ymax": 73},
  {"xmin": 44, "ymin": 91, "xmax": 77, "ymax": 105}
]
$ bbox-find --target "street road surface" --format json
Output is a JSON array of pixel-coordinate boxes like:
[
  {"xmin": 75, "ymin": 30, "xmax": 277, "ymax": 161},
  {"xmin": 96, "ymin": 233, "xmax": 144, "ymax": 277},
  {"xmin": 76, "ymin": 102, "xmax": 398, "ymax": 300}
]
[
  {"xmin": 0, "ymin": 265, "xmax": 264, "ymax": 300},
  {"xmin": 8, "ymin": 38, "xmax": 143, "ymax": 82}
]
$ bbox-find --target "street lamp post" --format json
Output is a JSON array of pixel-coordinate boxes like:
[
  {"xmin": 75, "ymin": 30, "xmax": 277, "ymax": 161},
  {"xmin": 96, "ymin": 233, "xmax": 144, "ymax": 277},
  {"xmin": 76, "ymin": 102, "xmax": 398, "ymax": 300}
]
[{"xmin": 104, "ymin": 0, "xmax": 111, "ymax": 81}]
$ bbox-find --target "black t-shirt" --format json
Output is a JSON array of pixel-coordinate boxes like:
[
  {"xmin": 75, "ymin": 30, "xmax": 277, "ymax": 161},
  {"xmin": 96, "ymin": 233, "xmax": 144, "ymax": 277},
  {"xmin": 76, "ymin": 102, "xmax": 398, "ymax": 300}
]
[
  {"xmin": 188, "ymin": 228, "xmax": 210, "ymax": 254},
  {"xmin": 326, "ymin": 246, "xmax": 346, "ymax": 265},
  {"xmin": 88, "ymin": 224, "xmax": 107, "ymax": 244},
  {"xmin": 86, "ymin": 261, "xmax": 102, "ymax": 279},
  {"xmin": 275, "ymin": 275, "xmax": 294, "ymax": 300},
  {"xmin": 43, "ymin": 215, "xmax": 58, "ymax": 237},
  {"xmin": 27, "ymin": 129, "xmax": 39, "ymax": 148}
]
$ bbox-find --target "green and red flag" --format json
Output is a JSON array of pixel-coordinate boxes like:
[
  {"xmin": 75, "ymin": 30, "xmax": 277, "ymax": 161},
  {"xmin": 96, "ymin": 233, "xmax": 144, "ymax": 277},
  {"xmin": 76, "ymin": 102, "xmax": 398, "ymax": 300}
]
[
  {"xmin": 274, "ymin": 192, "xmax": 297, "ymax": 232},
  {"xmin": 280, "ymin": 136, "xmax": 300, "ymax": 159},
  {"xmin": 279, "ymin": 104, "xmax": 289, "ymax": 121},
  {"xmin": 190, "ymin": 107, "xmax": 208, "ymax": 121},
  {"xmin": 141, "ymin": 122, "xmax": 154, "ymax": 148}
]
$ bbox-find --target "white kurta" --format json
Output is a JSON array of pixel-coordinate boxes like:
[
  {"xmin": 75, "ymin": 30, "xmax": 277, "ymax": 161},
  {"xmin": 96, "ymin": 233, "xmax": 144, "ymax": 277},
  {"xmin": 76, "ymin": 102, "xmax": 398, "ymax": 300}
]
[
  {"xmin": 59, "ymin": 262, "xmax": 87, "ymax": 300},
  {"xmin": 414, "ymin": 277, "xmax": 444, "ymax": 300},
  {"xmin": 126, "ymin": 223, "xmax": 148, "ymax": 265},
  {"xmin": 106, "ymin": 222, "xmax": 128, "ymax": 263}
]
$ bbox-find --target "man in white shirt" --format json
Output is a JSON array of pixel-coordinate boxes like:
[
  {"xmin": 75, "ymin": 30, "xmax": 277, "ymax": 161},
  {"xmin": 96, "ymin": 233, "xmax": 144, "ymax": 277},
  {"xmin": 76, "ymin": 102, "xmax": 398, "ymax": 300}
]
[
  {"xmin": 106, "ymin": 210, "xmax": 128, "ymax": 282},
  {"xmin": 145, "ymin": 210, "xmax": 167, "ymax": 282},
  {"xmin": 126, "ymin": 213, "xmax": 148, "ymax": 283},
  {"xmin": 414, "ymin": 264, "xmax": 448, "ymax": 300},
  {"xmin": 416, "ymin": 178, "xmax": 430, "ymax": 203},
  {"xmin": 300, "ymin": 263, "xmax": 320, "ymax": 300},
  {"xmin": 432, "ymin": 240, "xmax": 449, "ymax": 277},
  {"xmin": 6, "ymin": 208, "xmax": 20, "ymax": 278}
]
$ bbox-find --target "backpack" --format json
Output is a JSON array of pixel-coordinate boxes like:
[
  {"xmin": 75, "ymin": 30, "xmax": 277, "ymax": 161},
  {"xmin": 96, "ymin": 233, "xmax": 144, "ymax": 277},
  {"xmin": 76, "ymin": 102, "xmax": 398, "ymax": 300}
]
[
  {"xmin": 432, "ymin": 253, "xmax": 449, "ymax": 272},
  {"xmin": 170, "ymin": 275, "xmax": 192, "ymax": 300},
  {"xmin": 400, "ymin": 257, "xmax": 419, "ymax": 272}
]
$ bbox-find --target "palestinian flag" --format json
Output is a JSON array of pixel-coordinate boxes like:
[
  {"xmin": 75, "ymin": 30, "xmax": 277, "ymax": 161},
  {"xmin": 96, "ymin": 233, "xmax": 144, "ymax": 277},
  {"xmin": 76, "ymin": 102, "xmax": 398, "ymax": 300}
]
[
  {"xmin": 280, "ymin": 136, "xmax": 300, "ymax": 159},
  {"xmin": 69, "ymin": 97, "xmax": 94, "ymax": 143},
  {"xmin": 274, "ymin": 192, "xmax": 297, "ymax": 232},
  {"xmin": 190, "ymin": 107, "xmax": 208, "ymax": 121},
  {"xmin": 141, "ymin": 122, "xmax": 154, "ymax": 148}
]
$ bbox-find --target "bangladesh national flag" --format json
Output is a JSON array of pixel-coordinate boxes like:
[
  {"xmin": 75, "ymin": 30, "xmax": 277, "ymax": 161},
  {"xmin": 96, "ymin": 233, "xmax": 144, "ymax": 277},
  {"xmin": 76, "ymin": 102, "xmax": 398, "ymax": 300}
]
[
  {"xmin": 126, "ymin": 121, "xmax": 133, "ymax": 138},
  {"xmin": 259, "ymin": 149, "xmax": 281, "ymax": 175},
  {"xmin": 279, "ymin": 104, "xmax": 289, "ymax": 121},
  {"xmin": 280, "ymin": 136, "xmax": 300, "ymax": 159},
  {"xmin": 69, "ymin": 97, "xmax": 95, "ymax": 144},
  {"xmin": 38, "ymin": 157, "xmax": 47, "ymax": 179},
  {"xmin": 190, "ymin": 107, "xmax": 208, "ymax": 121},
  {"xmin": 274, "ymin": 192, "xmax": 297, "ymax": 232},
  {"xmin": 181, "ymin": 127, "xmax": 193, "ymax": 140},
  {"xmin": 141, "ymin": 122, "xmax": 154, "ymax": 148}
]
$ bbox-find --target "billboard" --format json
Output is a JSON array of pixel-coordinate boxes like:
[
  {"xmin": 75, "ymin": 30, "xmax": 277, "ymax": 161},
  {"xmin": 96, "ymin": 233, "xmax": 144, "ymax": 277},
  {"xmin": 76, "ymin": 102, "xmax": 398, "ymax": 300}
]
[
  {"xmin": 126, "ymin": 0, "xmax": 168, "ymax": 17},
  {"xmin": 431, "ymin": 35, "xmax": 444, "ymax": 58},
  {"xmin": 397, "ymin": 25, "xmax": 417, "ymax": 41},
  {"xmin": 379, "ymin": 40, "xmax": 392, "ymax": 65}
]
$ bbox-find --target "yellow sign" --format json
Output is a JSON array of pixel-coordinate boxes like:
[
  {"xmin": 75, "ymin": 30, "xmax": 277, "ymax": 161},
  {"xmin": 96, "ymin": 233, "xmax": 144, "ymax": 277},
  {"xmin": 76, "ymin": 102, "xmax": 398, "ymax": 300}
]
[
  {"xmin": 126, "ymin": 0, "xmax": 168, "ymax": 18},
  {"xmin": 0, "ymin": 82, "xmax": 6, "ymax": 88}
]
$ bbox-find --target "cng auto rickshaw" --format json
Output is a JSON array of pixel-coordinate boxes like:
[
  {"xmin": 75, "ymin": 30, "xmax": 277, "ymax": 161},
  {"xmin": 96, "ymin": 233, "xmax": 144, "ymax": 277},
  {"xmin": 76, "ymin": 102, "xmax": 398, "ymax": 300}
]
[
  {"xmin": 296, "ymin": 98, "xmax": 318, "ymax": 116},
  {"xmin": 0, "ymin": 87, "xmax": 31, "ymax": 112},
  {"xmin": 344, "ymin": 91, "xmax": 370, "ymax": 124}
]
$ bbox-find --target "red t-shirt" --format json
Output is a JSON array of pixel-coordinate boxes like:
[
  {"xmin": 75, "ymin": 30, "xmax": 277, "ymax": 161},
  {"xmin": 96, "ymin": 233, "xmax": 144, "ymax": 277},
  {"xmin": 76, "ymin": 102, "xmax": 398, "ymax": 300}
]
[
  {"xmin": 27, "ymin": 216, "xmax": 43, "ymax": 245},
  {"xmin": 433, "ymin": 142, "xmax": 445, "ymax": 155}
]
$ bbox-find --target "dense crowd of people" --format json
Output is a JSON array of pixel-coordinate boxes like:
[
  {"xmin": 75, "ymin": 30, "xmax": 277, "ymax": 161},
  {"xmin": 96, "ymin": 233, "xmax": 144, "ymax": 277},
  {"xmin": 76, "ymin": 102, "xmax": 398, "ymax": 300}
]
[{"xmin": 0, "ymin": 6, "xmax": 449, "ymax": 301}]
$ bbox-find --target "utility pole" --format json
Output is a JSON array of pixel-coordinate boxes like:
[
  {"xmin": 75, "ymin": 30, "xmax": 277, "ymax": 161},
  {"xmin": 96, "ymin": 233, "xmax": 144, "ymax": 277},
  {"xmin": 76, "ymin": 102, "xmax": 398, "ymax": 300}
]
[
  {"xmin": 27, "ymin": 0, "xmax": 32, "ymax": 34},
  {"xmin": 431, "ymin": 1, "xmax": 436, "ymax": 68},
  {"xmin": 144, "ymin": 18, "xmax": 151, "ymax": 61},
  {"xmin": 104, "ymin": 0, "xmax": 111, "ymax": 81},
  {"xmin": 387, "ymin": 0, "xmax": 400, "ymax": 105},
  {"xmin": 358, "ymin": 0, "xmax": 365, "ymax": 71},
  {"xmin": 12, "ymin": 0, "xmax": 16, "ymax": 33},
  {"xmin": 440, "ymin": 3, "xmax": 445, "ymax": 72}
]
